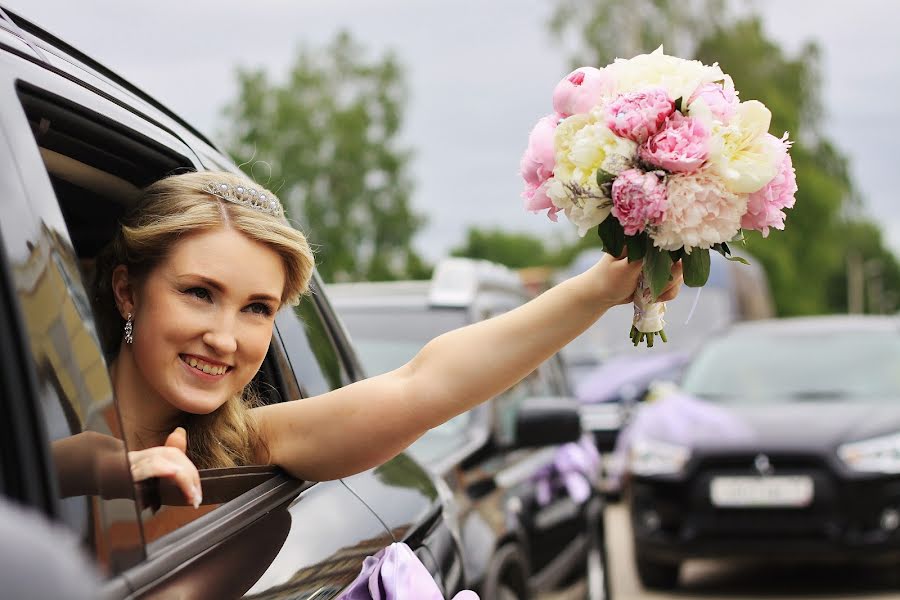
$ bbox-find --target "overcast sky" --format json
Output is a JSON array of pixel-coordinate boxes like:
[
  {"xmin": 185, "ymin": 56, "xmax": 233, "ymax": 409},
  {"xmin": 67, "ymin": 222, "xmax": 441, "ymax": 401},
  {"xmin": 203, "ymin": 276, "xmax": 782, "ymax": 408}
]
[{"xmin": 5, "ymin": 0, "xmax": 899, "ymax": 262}]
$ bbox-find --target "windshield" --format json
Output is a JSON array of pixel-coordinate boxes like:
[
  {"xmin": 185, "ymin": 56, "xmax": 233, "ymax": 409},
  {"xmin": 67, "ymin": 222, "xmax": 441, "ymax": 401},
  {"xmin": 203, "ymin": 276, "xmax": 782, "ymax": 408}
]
[
  {"xmin": 338, "ymin": 306, "xmax": 474, "ymax": 465},
  {"xmin": 681, "ymin": 329, "xmax": 900, "ymax": 401}
]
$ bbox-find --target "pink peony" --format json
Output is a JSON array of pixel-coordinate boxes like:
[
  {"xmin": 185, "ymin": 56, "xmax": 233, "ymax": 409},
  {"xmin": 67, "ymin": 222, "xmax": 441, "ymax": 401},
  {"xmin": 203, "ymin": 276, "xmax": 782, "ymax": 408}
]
[
  {"xmin": 611, "ymin": 168, "xmax": 668, "ymax": 235},
  {"xmin": 651, "ymin": 168, "xmax": 747, "ymax": 252},
  {"xmin": 606, "ymin": 88, "xmax": 674, "ymax": 143},
  {"xmin": 552, "ymin": 67, "xmax": 615, "ymax": 117},
  {"xmin": 741, "ymin": 137, "xmax": 797, "ymax": 236},
  {"xmin": 520, "ymin": 115, "xmax": 561, "ymax": 221},
  {"xmin": 640, "ymin": 113, "xmax": 710, "ymax": 173},
  {"xmin": 688, "ymin": 81, "xmax": 739, "ymax": 123}
]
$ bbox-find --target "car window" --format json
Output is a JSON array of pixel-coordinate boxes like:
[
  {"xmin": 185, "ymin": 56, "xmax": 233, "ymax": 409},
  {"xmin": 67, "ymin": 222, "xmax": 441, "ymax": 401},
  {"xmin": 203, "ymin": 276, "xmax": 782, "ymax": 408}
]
[
  {"xmin": 277, "ymin": 286, "xmax": 354, "ymax": 397},
  {"xmin": 8, "ymin": 80, "xmax": 279, "ymax": 565}
]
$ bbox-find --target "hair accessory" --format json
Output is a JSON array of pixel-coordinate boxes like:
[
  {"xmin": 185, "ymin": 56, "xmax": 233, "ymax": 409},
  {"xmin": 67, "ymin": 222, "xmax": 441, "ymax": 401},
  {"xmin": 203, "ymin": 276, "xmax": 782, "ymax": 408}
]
[
  {"xmin": 124, "ymin": 313, "xmax": 134, "ymax": 345},
  {"xmin": 203, "ymin": 181, "xmax": 284, "ymax": 217}
]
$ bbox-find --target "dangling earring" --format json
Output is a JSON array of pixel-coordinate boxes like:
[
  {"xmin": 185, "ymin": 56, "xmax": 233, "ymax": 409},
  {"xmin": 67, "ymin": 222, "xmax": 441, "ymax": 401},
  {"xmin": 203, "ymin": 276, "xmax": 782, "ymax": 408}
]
[{"xmin": 124, "ymin": 313, "xmax": 134, "ymax": 345}]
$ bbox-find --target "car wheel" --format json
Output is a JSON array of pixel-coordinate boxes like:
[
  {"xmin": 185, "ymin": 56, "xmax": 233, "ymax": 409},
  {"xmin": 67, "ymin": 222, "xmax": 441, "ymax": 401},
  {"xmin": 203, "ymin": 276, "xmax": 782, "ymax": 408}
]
[
  {"xmin": 482, "ymin": 544, "xmax": 529, "ymax": 600},
  {"xmin": 498, "ymin": 584, "xmax": 520, "ymax": 600},
  {"xmin": 635, "ymin": 555, "xmax": 679, "ymax": 590},
  {"xmin": 586, "ymin": 533, "xmax": 611, "ymax": 600}
]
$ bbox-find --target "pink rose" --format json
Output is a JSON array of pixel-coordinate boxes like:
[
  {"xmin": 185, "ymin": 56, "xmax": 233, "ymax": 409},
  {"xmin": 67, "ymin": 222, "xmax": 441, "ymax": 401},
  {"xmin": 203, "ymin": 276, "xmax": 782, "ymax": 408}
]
[
  {"xmin": 552, "ymin": 67, "xmax": 614, "ymax": 117},
  {"xmin": 606, "ymin": 88, "xmax": 674, "ymax": 143},
  {"xmin": 640, "ymin": 113, "xmax": 710, "ymax": 173},
  {"xmin": 689, "ymin": 81, "xmax": 738, "ymax": 123},
  {"xmin": 520, "ymin": 115, "xmax": 561, "ymax": 221},
  {"xmin": 741, "ymin": 136, "xmax": 796, "ymax": 236},
  {"xmin": 611, "ymin": 168, "xmax": 668, "ymax": 236}
]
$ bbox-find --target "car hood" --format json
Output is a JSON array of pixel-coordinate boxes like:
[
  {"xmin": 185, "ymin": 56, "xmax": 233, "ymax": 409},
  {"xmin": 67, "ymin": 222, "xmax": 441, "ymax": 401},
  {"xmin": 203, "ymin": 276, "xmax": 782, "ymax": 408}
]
[{"xmin": 627, "ymin": 393, "xmax": 900, "ymax": 452}]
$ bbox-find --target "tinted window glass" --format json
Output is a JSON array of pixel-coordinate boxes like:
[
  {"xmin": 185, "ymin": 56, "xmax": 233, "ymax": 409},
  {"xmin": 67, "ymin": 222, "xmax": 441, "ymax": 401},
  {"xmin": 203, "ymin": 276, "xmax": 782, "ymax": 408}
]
[
  {"xmin": 682, "ymin": 329, "xmax": 900, "ymax": 401},
  {"xmin": 278, "ymin": 291, "xmax": 352, "ymax": 397}
]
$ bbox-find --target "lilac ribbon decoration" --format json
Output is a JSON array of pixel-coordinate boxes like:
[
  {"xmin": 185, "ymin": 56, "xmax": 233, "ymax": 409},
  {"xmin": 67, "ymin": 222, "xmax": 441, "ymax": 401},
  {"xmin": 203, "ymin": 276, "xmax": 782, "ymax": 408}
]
[
  {"xmin": 533, "ymin": 436, "xmax": 601, "ymax": 507},
  {"xmin": 339, "ymin": 542, "xmax": 479, "ymax": 600}
]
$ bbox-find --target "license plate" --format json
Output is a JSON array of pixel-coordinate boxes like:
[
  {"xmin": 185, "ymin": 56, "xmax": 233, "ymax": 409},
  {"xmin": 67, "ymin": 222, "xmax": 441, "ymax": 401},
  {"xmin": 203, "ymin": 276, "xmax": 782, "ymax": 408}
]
[{"xmin": 710, "ymin": 476, "xmax": 814, "ymax": 508}]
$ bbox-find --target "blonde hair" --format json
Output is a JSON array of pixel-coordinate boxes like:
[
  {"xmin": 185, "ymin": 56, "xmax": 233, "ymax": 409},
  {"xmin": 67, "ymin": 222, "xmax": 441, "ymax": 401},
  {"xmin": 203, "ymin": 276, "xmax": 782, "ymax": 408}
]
[{"xmin": 93, "ymin": 170, "xmax": 315, "ymax": 468}]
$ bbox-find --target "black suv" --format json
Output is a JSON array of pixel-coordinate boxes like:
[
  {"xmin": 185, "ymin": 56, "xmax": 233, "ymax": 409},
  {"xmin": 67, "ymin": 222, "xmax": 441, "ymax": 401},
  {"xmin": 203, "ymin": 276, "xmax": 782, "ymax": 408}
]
[{"xmin": 0, "ymin": 8, "xmax": 465, "ymax": 598}]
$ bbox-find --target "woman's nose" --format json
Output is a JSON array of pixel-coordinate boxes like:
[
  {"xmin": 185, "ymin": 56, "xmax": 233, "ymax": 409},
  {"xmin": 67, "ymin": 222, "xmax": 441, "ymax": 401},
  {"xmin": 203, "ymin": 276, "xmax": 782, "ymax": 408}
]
[{"xmin": 202, "ymin": 319, "xmax": 238, "ymax": 355}]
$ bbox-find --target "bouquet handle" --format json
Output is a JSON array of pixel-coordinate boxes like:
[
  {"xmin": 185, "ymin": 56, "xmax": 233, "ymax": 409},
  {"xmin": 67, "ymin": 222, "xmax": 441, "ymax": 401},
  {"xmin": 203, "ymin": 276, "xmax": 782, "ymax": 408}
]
[{"xmin": 630, "ymin": 273, "xmax": 667, "ymax": 347}]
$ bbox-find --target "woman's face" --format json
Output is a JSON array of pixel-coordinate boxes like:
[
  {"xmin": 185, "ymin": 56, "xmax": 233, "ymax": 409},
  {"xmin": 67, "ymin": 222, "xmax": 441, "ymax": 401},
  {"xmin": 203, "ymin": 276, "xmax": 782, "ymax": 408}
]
[{"xmin": 129, "ymin": 227, "xmax": 285, "ymax": 415}]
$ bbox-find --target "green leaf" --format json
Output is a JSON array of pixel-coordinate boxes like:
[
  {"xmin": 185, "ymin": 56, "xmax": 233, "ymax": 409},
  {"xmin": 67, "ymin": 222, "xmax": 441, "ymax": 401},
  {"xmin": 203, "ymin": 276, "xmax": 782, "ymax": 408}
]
[
  {"xmin": 726, "ymin": 255, "xmax": 751, "ymax": 265},
  {"xmin": 674, "ymin": 96, "xmax": 684, "ymax": 113},
  {"xmin": 625, "ymin": 233, "xmax": 647, "ymax": 263},
  {"xmin": 597, "ymin": 216, "xmax": 625, "ymax": 258},
  {"xmin": 596, "ymin": 169, "xmax": 616, "ymax": 186},
  {"xmin": 643, "ymin": 245, "xmax": 674, "ymax": 300},
  {"xmin": 668, "ymin": 247, "xmax": 686, "ymax": 263},
  {"xmin": 682, "ymin": 248, "xmax": 711, "ymax": 287}
]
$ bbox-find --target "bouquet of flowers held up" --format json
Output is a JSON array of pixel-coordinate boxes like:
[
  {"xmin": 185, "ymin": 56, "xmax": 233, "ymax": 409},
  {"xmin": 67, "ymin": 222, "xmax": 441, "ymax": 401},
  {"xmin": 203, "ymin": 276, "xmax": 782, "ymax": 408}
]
[{"xmin": 521, "ymin": 47, "xmax": 797, "ymax": 347}]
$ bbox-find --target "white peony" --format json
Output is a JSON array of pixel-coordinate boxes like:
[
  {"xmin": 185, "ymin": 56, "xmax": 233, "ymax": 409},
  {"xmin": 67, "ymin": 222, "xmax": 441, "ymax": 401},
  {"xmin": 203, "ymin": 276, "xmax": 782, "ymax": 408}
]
[
  {"xmin": 707, "ymin": 100, "xmax": 780, "ymax": 194},
  {"xmin": 607, "ymin": 46, "xmax": 727, "ymax": 104},
  {"xmin": 651, "ymin": 168, "xmax": 748, "ymax": 252},
  {"xmin": 548, "ymin": 111, "xmax": 636, "ymax": 236}
]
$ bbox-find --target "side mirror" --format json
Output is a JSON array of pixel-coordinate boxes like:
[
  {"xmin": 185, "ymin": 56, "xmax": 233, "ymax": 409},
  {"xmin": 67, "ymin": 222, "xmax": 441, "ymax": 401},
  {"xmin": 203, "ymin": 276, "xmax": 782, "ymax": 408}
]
[{"xmin": 514, "ymin": 396, "xmax": 583, "ymax": 449}]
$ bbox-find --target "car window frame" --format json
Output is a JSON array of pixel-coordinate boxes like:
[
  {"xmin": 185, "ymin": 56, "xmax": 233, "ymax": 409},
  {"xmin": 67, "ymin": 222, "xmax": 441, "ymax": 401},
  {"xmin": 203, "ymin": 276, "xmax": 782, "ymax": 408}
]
[{"xmin": 1, "ymin": 53, "xmax": 331, "ymax": 576}]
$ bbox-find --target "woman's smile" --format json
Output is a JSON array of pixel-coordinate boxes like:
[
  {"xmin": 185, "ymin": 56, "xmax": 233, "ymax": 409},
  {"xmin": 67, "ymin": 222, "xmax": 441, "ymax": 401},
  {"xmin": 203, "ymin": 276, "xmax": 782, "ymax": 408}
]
[{"xmin": 179, "ymin": 354, "xmax": 232, "ymax": 379}]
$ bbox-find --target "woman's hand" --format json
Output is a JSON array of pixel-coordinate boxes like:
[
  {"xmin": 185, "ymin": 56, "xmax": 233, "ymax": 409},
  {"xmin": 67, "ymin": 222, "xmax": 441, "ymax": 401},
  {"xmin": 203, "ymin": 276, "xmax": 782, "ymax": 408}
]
[
  {"xmin": 128, "ymin": 427, "xmax": 202, "ymax": 509},
  {"xmin": 590, "ymin": 253, "xmax": 684, "ymax": 308}
]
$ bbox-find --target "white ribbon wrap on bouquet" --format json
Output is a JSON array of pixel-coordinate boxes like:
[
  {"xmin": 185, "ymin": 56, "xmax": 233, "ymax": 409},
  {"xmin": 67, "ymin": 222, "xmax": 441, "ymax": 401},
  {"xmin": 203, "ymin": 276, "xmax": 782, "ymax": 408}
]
[{"xmin": 632, "ymin": 274, "xmax": 666, "ymax": 333}]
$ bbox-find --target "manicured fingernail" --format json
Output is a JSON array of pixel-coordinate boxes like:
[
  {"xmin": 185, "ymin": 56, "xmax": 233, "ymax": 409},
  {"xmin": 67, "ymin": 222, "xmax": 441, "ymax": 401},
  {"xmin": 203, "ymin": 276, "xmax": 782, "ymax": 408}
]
[{"xmin": 192, "ymin": 485, "xmax": 202, "ymax": 509}]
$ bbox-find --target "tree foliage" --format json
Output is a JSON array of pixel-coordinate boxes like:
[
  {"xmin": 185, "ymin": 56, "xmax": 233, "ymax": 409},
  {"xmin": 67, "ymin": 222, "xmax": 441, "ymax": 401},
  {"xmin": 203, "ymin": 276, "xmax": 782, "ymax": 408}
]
[
  {"xmin": 548, "ymin": 3, "xmax": 900, "ymax": 315},
  {"xmin": 222, "ymin": 31, "xmax": 428, "ymax": 282}
]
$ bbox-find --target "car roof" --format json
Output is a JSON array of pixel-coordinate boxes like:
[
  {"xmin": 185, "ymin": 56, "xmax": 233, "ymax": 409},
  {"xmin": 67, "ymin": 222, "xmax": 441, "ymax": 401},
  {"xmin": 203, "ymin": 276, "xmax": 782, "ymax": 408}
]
[
  {"xmin": 726, "ymin": 314, "xmax": 900, "ymax": 337},
  {"xmin": 326, "ymin": 281, "xmax": 433, "ymax": 309},
  {"xmin": 0, "ymin": 7, "xmax": 224, "ymax": 159}
]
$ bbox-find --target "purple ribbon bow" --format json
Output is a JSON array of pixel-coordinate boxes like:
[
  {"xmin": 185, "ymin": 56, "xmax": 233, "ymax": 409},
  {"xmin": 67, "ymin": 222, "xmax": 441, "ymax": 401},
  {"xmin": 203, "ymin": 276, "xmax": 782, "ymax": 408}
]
[{"xmin": 339, "ymin": 542, "xmax": 479, "ymax": 600}]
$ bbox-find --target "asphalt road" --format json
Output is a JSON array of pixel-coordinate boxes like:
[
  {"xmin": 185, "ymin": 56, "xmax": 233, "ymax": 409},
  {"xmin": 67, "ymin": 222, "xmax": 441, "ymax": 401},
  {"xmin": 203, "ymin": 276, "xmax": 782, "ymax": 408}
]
[{"xmin": 602, "ymin": 503, "xmax": 900, "ymax": 600}]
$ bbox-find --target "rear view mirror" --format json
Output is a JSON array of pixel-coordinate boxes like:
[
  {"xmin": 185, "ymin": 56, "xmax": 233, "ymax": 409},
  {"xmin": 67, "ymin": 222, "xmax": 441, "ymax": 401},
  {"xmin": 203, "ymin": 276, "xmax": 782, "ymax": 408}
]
[{"xmin": 514, "ymin": 396, "xmax": 582, "ymax": 449}]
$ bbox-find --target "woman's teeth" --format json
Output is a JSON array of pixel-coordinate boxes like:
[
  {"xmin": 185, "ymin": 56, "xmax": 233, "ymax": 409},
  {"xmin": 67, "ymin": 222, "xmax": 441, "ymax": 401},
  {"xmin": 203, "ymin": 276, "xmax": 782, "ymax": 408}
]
[{"xmin": 183, "ymin": 356, "xmax": 228, "ymax": 376}]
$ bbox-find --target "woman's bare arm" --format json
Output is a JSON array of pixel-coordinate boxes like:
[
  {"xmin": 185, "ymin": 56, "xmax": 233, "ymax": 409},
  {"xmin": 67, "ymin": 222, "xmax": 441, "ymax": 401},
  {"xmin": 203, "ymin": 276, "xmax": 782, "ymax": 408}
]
[{"xmin": 254, "ymin": 255, "xmax": 682, "ymax": 481}]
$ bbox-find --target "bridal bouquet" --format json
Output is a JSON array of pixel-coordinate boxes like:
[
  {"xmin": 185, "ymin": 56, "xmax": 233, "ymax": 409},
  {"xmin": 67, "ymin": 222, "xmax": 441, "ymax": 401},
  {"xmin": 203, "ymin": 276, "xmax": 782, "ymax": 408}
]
[{"xmin": 520, "ymin": 48, "xmax": 797, "ymax": 346}]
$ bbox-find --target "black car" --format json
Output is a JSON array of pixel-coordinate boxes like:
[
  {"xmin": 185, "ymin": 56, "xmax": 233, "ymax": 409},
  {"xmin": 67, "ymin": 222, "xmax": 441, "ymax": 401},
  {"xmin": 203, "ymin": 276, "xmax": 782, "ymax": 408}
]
[
  {"xmin": 624, "ymin": 316, "xmax": 900, "ymax": 589},
  {"xmin": 0, "ymin": 8, "xmax": 465, "ymax": 598},
  {"xmin": 328, "ymin": 260, "xmax": 612, "ymax": 600}
]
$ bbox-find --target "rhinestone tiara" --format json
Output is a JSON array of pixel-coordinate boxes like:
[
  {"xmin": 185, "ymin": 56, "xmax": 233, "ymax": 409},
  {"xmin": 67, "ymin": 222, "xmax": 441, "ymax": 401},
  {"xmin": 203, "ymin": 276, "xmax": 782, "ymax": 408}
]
[{"xmin": 203, "ymin": 181, "xmax": 284, "ymax": 217}]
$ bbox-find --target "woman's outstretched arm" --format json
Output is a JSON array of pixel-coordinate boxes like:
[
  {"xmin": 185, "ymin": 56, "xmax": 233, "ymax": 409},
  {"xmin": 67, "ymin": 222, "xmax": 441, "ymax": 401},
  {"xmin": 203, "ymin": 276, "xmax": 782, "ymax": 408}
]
[{"xmin": 254, "ymin": 254, "xmax": 683, "ymax": 481}]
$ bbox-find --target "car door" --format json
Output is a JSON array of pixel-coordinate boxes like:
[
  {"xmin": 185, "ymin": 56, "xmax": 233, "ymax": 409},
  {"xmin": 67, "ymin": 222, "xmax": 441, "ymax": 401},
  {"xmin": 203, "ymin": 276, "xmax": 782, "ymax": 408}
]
[
  {"xmin": 277, "ymin": 286, "xmax": 466, "ymax": 596},
  {"xmin": 0, "ymin": 46, "xmax": 401, "ymax": 598}
]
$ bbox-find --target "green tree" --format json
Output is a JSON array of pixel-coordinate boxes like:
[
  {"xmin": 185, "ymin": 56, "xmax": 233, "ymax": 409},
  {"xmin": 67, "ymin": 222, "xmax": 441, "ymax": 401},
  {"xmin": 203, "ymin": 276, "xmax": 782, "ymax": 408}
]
[
  {"xmin": 222, "ymin": 31, "xmax": 427, "ymax": 283},
  {"xmin": 549, "ymin": 3, "xmax": 900, "ymax": 315}
]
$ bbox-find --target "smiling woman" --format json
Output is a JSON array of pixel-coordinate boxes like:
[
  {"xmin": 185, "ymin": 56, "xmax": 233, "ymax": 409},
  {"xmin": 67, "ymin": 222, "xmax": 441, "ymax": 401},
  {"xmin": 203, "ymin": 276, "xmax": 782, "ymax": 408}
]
[
  {"xmin": 82, "ymin": 168, "xmax": 681, "ymax": 509},
  {"xmin": 92, "ymin": 171, "xmax": 315, "ymax": 478}
]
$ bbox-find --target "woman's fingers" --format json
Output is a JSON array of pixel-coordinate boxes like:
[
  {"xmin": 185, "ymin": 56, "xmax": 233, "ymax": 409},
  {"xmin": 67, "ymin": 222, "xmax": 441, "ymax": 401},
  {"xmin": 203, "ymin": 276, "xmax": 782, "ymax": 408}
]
[
  {"xmin": 128, "ymin": 444, "xmax": 202, "ymax": 508},
  {"xmin": 657, "ymin": 261, "xmax": 684, "ymax": 302}
]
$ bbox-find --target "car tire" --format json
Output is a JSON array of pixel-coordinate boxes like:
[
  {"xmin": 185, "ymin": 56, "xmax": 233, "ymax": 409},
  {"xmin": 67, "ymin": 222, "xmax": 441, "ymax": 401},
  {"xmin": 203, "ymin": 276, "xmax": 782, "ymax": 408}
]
[
  {"xmin": 482, "ymin": 544, "xmax": 529, "ymax": 600},
  {"xmin": 635, "ymin": 555, "xmax": 679, "ymax": 590},
  {"xmin": 586, "ymin": 532, "xmax": 611, "ymax": 600},
  {"xmin": 498, "ymin": 584, "xmax": 520, "ymax": 600}
]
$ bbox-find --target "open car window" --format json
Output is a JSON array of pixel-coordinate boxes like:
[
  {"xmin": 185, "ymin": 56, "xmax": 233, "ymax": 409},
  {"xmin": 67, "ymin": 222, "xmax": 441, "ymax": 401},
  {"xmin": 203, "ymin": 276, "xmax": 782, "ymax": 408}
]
[{"xmin": 11, "ymin": 79, "xmax": 305, "ymax": 557}]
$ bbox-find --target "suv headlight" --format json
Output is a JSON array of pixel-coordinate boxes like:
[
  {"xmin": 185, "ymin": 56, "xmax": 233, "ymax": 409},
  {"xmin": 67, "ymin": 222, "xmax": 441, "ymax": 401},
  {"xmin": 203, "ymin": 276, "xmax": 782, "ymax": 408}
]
[
  {"xmin": 629, "ymin": 439, "xmax": 690, "ymax": 477},
  {"xmin": 838, "ymin": 432, "xmax": 900, "ymax": 474}
]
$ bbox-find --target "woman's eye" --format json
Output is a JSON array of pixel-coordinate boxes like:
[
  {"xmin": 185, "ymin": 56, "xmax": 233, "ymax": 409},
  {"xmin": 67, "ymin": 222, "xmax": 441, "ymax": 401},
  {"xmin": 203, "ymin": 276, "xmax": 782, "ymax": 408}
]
[
  {"xmin": 186, "ymin": 287, "xmax": 211, "ymax": 301},
  {"xmin": 247, "ymin": 302, "xmax": 273, "ymax": 316}
]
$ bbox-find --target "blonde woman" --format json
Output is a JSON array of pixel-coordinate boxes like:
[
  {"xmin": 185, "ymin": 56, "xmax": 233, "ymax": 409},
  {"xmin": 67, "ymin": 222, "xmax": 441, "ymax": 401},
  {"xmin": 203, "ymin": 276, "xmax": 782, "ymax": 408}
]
[{"xmin": 87, "ymin": 170, "xmax": 682, "ymax": 508}]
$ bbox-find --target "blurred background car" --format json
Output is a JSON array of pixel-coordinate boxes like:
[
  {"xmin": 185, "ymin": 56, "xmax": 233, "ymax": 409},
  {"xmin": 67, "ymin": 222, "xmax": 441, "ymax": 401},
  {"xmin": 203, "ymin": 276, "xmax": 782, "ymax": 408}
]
[
  {"xmin": 615, "ymin": 315, "xmax": 900, "ymax": 590},
  {"xmin": 328, "ymin": 257, "xmax": 611, "ymax": 599},
  {"xmin": 566, "ymin": 249, "xmax": 774, "ymax": 496}
]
